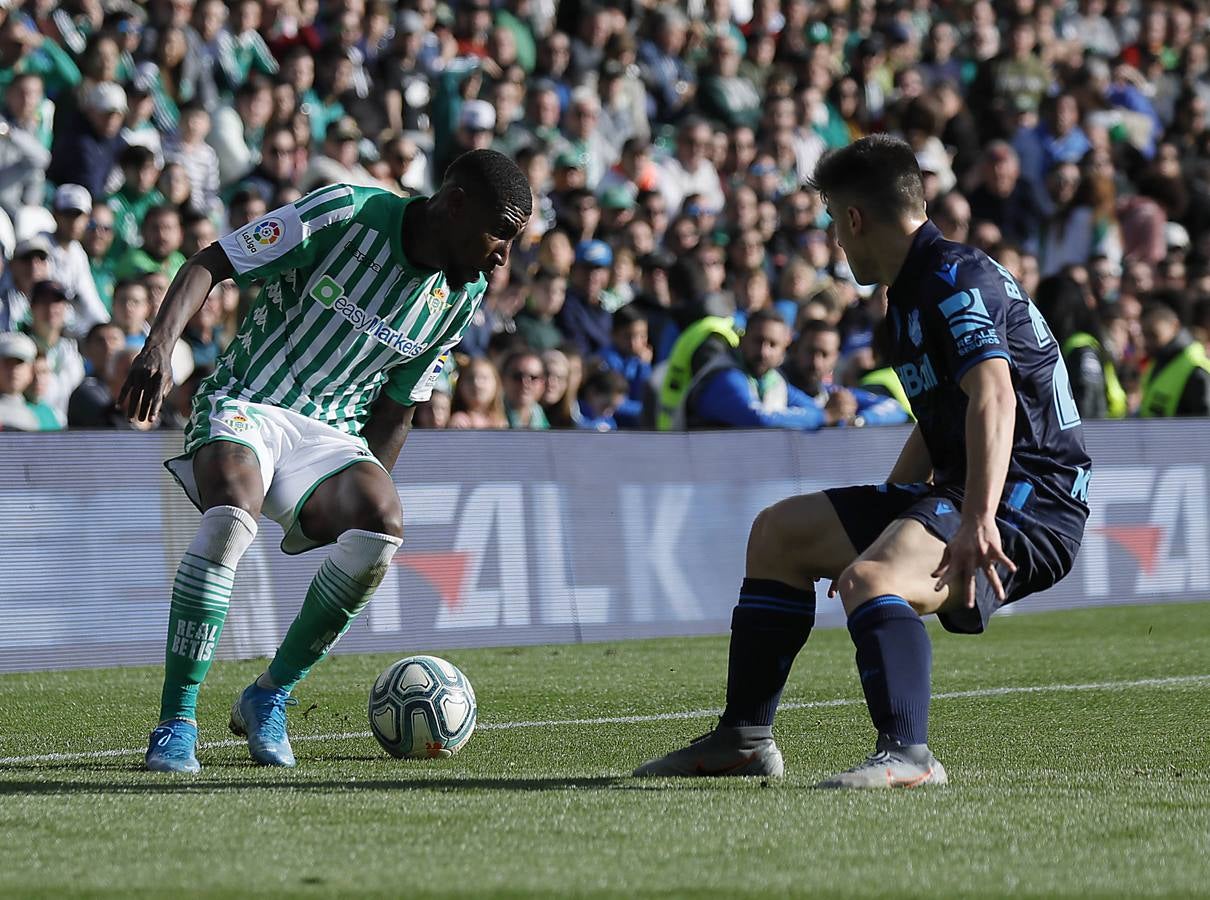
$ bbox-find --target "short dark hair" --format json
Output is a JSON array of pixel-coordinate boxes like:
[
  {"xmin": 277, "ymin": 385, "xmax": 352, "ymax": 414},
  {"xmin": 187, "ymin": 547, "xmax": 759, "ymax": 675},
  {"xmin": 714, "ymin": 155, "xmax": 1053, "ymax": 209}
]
[
  {"xmin": 611, "ymin": 304, "xmax": 646, "ymax": 332},
  {"xmin": 797, "ymin": 318, "xmax": 840, "ymax": 341},
  {"xmin": 582, "ymin": 366, "xmax": 628, "ymax": 397},
  {"xmin": 443, "ymin": 149, "xmax": 533, "ymax": 218},
  {"xmin": 806, "ymin": 134, "xmax": 925, "ymax": 218},
  {"xmin": 744, "ymin": 308, "xmax": 787, "ymax": 333},
  {"xmin": 112, "ymin": 278, "xmax": 148, "ymax": 297},
  {"xmin": 144, "ymin": 205, "xmax": 180, "ymax": 224},
  {"xmin": 119, "ymin": 144, "xmax": 157, "ymax": 170}
]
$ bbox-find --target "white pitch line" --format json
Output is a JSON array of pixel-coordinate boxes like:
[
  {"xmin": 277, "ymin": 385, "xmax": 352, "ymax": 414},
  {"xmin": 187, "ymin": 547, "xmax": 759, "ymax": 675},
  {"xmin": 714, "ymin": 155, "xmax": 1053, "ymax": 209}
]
[{"xmin": 1, "ymin": 674, "xmax": 1207, "ymax": 767}]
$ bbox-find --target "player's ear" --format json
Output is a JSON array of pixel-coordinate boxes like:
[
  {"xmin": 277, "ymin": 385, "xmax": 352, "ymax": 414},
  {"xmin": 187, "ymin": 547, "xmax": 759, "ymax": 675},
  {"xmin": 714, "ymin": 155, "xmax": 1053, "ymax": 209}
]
[{"xmin": 847, "ymin": 205, "xmax": 863, "ymax": 236}]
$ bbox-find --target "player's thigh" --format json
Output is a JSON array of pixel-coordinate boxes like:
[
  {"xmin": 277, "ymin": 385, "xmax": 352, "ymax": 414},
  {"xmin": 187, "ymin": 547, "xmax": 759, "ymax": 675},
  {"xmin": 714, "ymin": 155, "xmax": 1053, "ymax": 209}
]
[
  {"xmin": 297, "ymin": 460, "xmax": 403, "ymax": 545},
  {"xmin": 835, "ymin": 517, "xmax": 951, "ymax": 616},
  {"xmin": 747, "ymin": 491, "xmax": 859, "ymax": 582},
  {"xmin": 193, "ymin": 440, "xmax": 266, "ymax": 516}
]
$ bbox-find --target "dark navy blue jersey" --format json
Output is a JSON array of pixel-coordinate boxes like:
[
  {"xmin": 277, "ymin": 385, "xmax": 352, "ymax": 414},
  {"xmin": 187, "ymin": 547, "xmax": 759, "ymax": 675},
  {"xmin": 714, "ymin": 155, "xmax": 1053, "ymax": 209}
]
[{"xmin": 885, "ymin": 221, "xmax": 1092, "ymax": 542}]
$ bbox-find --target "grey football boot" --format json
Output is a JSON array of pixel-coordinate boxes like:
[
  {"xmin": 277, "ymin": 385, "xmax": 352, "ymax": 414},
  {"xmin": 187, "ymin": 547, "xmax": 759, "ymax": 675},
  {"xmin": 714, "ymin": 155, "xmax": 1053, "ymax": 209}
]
[
  {"xmin": 814, "ymin": 735, "xmax": 947, "ymax": 789},
  {"xmin": 633, "ymin": 725, "xmax": 785, "ymax": 777}
]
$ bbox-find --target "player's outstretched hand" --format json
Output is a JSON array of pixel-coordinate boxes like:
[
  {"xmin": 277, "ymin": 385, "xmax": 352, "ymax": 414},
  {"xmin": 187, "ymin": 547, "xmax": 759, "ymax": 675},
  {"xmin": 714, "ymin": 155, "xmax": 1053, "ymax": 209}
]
[
  {"xmin": 119, "ymin": 343, "xmax": 175, "ymax": 424},
  {"xmin": 932, "ymin": 518, "xmax": 1017, "ymax": 608}
]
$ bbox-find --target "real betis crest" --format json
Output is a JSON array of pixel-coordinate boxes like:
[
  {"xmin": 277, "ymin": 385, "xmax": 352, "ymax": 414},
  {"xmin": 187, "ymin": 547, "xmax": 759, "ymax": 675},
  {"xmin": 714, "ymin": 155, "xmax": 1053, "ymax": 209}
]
[{"xmin": 426, "ymin": 285, "xmax": 451, "ymax": 314}]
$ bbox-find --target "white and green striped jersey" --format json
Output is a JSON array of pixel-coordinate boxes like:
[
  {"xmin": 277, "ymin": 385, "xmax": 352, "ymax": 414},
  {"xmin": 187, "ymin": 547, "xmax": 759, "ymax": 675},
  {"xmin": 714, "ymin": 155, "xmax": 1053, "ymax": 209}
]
[{"xmin": 196, "ymin": 184, "xmax": 485, "ymax": 444}]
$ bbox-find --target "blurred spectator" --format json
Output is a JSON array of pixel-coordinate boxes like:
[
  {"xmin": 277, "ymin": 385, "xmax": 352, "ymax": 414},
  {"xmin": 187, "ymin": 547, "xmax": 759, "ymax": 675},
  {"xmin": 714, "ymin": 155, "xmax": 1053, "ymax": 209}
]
[
  {"xmin": 1, "ymin": 236, "xmax": 52, "ymax": 332},
  {"xmin": 164, "ymin": 101, "xmax": 221, "ymax": 215},
  {"xmin": 83, "ymin": 202, "xmax": 118, "ymax": 311},
  {"xmin": 0, "ymin": 331, "xmax": 41, "ymax": 431},
  {"xmin": 1038, "ymin": 163, "xmax": 1094, "ymax": 278},
  {"xmin": 110, "ymin": 279, "xmax": 153, "ymax": 349},
  {"xmin": 969, "ymin": 141, "xmax": 1047, "ymax": 255},
  {"xmin": 1138, "ymin": 303, "xmax": 1210, "ymax": 417},
  {"xmin": 449, "ymin": 357, "xmax": 507, "ymax": 429},
  {"xmin": 783, "ymin": 320, "xmax": 910, "ymax": 427},
  {"xmin": 577, "ymin": 365, "xmax": 628, "ymax": 431},
  {"xmin": 19, "ymin": 280, "xmax": 83, "ymax": 418},
  {"xmin": 68, "ymin": 321, "xmax": 125, "ymax": 426},
  {"xmin": 599, "ymin": 304, "xmax": 652, "ymax": 428},
  {"xmin": 301, "ymin": 116, "xmax": 378, "ymax": 191},
  {"xmin": 557, "ymin": 239, "xmax": 614, "ymax": 357},
  {"xmin": 639, "ymin": 6, "xmax": 694, "ymax": 123},
  {"xmin": 44, "ymin": 184, "xmax": 109, "ymax": 337},
  {"xmin": 181, "ymin": 210, "xmax": 218, "ymax": 258},
  {"xmin": 680, "ymin": 310, "xmax": 830, "ymax": 430},
  {"xmin": 659, "ymin": 117, "xmax": 725, "ymax": 218},
  {"xmin": 514, "ymin": 268, "xmax": 568, "ymax": 353},
  {"xmin": 562, "ymin": 87, "xmax": 614, "ymax": 189},
  {"xmin": 541, "ymin": 346, "xmax": 582, "ymax": 428},
  {"xmin": 3, "ymin": 71, "xmax": 53, "ymax": 153},
  {"xmin": 108, "ymin": 144, "xmax": 166, "ymax": 258},
  {"xmin": 47, "ymin": 81, "xmax": 125, "ymax": 197},
  {"xmin": 209, "ymin": 75, "xmax": 273, "ymax": 186},
  {"xmin": 158, "ymin": 161, "xmax": 194, "ymax": 213},
  {"xmin": 237, "ymin": 124, "xmax": 296, "ymax": 203},
  {"xmin": 414, "ymin": 380, "xmax": 452, "ymax": 429},
  {"xmin": 114, "ymin": 205, "xmax": 185, "ymax": 282},
  {"xmin": 182, "ymin": 283, "xmax": 225, "ymax": 369},
  {"xmin": 24, "ymin": 352, "xmax": 64, "ymax": 429},
  {"xmin": 699, "ymin": 32, "xmax": 761, "ymax": 131},
  {"xmin": 0, "ymin": 74, "xmax": 52, "ymax": 228},
  {"xmin": 501, "ymin": 349, "xmax": 550, "ymax": 429},
  {"xmin": 226, "ymin": 188, "xmax": 267, "ymax": 232},
  {"xmin": 0, "ymin": 13, "xmax": 81, "ymax": 99}
]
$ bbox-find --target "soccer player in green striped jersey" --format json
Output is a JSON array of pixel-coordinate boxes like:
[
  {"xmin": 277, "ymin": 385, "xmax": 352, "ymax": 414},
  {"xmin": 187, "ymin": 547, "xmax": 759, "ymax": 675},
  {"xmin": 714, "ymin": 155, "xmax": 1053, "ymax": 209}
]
[{"xmin": 119, "ymin": 149, "xmax": 532, "ymax": 773}]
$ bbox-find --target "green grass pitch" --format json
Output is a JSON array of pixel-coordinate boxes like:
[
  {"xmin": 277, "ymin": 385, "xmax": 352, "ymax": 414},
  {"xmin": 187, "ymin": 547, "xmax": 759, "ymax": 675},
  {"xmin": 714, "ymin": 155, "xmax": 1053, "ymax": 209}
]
[{"xmin": 1, "ymin": 602, "xmax": 1208, "ymax": 899}]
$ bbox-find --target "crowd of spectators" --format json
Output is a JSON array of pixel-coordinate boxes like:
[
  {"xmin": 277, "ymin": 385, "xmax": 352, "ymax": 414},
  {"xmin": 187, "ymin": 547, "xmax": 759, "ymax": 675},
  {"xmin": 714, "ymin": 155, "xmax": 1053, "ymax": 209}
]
[{"xmin": 1, "ymin": 0, "xmax": 1209, "ymax": 434}]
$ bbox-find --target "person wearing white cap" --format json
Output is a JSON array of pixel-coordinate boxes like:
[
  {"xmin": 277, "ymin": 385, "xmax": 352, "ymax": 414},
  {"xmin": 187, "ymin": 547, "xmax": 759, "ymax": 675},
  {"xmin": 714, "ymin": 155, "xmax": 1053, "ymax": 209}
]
[
  {"xmin": 0, "ymin": 330, "xmax": 41, "ymax": 431},
  {"xmin": 47, "ymin": 81, "xmax": 127, "ymax": 198},
  {"xmin": 42, "ymin": 184, "xmax": 110, "ymax": 338},
  {"xmin": 433, "ymin": 99, "xmax": 497, "ymax": 182},
  {"xmin": 0, "ymin": 234, "xmax": 52, "ymax": 332}
]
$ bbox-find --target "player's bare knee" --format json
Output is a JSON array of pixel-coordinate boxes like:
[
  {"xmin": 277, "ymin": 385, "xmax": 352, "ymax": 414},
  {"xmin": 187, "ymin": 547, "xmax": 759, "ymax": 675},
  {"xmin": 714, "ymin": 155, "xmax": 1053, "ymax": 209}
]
[
  {"xmin": 349, "ymin": 496, "xmax": 404, "ymax": 539},
  {"xmin": 836, "ymin": 560, "xmax": 894, "ymax": 612},
  {"xmin": 746, "ymin": 504, "xmax": 793, "ymax": 572}
]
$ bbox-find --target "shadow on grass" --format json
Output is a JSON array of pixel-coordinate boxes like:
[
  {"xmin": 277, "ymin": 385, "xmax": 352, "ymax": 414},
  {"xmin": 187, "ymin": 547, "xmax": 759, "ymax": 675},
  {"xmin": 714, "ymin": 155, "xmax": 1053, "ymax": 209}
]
[{"xmin": 0, "ymin": 775, "xmax": 626, "ymax": 795}]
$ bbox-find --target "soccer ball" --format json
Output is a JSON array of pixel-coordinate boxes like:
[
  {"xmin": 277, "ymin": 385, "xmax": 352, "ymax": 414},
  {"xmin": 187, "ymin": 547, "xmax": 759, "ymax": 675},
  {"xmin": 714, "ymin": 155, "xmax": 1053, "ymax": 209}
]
[{"xmin": 368, "ymin": 655, "xmax": 477, "ymax": 759}]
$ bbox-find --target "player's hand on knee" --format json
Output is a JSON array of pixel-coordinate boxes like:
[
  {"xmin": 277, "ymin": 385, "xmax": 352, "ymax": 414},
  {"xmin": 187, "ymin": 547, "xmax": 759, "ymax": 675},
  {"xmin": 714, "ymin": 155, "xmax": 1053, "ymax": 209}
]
[
  {"xmin": 119, "ymin": 344, "xmax": 175, "ymax": 423},
  {"xmin": 932, "ymin": 518, "xmax": 1017, "ymax": 607}
]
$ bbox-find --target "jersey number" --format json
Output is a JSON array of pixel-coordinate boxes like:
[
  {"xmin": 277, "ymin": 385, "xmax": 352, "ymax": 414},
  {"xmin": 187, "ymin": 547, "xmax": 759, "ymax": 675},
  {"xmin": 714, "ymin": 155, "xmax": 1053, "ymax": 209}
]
[{"xmin": 1025, "ymin": 297, "xmax": 1082, "ymax": 430}]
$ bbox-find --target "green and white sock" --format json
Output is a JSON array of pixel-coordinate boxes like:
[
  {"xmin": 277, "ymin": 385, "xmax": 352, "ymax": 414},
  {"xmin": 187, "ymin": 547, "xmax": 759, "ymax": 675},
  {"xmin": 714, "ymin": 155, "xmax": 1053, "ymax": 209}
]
[
  {"xmin": 160, "ymin": 505, "xmax": 258, "ymax": 722},
  {"xmin": 267, "ymin": 529, "xmax": 402, "ymax": 691}
]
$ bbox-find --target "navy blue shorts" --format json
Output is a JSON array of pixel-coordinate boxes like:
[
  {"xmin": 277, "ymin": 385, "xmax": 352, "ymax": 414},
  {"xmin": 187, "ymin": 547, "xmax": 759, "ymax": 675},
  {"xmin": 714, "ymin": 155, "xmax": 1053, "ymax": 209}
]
[{"xmin": 824, "ymin": 482, "xmax": 1080, "ymax": 635}]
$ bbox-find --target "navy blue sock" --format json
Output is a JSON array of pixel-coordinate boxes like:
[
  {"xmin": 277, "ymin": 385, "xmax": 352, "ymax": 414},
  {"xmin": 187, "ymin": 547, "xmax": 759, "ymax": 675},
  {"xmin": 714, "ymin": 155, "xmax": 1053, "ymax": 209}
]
[
  {"xmin": 719, "ymin": 578, "xmax": 816, "ymax": 728},
  {"xmin": 847, "ymin": 595, "xmax": 932, "ymax": 745}
]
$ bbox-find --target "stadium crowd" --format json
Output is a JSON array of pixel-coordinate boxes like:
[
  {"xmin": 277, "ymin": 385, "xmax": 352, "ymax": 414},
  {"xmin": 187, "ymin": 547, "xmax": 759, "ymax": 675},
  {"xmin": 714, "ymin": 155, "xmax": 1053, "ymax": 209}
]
[{"xmin": 1, "ymin": 0, "xmax": 1209, "ymax": 434}]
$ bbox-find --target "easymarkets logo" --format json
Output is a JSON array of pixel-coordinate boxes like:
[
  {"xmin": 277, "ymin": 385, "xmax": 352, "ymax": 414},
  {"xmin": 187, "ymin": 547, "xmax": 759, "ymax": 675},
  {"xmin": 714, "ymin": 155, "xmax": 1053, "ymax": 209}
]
[{"xmin": 309, "ymin": 275, "xmax": 429, "ymax": 358}]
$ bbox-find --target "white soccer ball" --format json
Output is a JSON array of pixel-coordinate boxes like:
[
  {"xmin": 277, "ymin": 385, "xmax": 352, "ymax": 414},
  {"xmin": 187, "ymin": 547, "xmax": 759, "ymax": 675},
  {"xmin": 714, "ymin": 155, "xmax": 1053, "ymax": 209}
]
[{"xmin": 368, "ymin": 655, "xmax": 477, "ymax": 759}]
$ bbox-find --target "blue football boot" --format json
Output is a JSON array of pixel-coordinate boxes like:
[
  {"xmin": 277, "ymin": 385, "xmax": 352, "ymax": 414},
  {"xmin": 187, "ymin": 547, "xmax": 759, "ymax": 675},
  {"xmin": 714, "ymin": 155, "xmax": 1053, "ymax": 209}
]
[
  {"xmin": 145, "ymin": 718, "xmax": 202, "ymax": 773},
  {"xmin": 229, "ymin": 682, "xmax": 298, "ymax": 767}
]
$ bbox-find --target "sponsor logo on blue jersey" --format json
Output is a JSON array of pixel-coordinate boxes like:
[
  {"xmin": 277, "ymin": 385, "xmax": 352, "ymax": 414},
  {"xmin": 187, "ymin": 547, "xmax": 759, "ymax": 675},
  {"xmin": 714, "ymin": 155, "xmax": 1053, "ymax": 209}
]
[
  {"xmin": 935, "ymin": 499, "xmax": 955, "ymax": 515},
  {"xmin": 936, "ymin": 262, "xmax": 959, "ymax": 286},
  {"xmin": 938, "ymin": 288, "xmax": 995, "ymax": 341},
  {"xmin": 894, "ymin": 354, "xmax": 938, "ymax": 397},
  {"xmin": 956, "ymin": 327, "xmax": 1001, "ymax": 354}
]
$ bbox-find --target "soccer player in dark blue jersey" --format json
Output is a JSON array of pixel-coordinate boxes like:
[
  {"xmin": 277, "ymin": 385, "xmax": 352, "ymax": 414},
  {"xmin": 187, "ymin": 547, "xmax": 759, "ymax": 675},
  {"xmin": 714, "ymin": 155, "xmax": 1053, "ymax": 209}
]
[{"xmin": 635, "ymin": 135, "xmax": 1092, "ymax": 787}]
